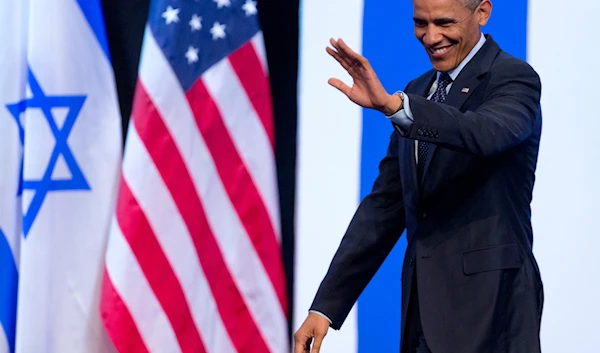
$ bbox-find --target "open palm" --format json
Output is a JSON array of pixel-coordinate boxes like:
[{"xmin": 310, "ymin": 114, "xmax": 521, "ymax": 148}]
[{"xmin": 326, "ymin": 38, "xmax": 393, "ymax": 111}]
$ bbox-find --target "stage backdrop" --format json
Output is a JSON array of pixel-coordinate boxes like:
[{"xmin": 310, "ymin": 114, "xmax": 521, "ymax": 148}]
[{"xmin": 295, "ymin": 0, "xmax": 600, "ymax": 352}]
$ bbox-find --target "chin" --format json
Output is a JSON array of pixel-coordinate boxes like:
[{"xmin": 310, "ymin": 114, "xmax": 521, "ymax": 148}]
[{"xmin": 431, "ymin": 61, "xmax": 453, "ymax": 73}]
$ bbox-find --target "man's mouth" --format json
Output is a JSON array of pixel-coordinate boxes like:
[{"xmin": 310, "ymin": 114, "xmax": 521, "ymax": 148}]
[{"xmin": 429, "ymin": 44, "xmax": 453, "ymax": 58}]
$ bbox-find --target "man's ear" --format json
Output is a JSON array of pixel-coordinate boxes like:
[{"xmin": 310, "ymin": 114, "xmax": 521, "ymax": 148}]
[{"xmin": 477, "ymin": 0, "xmax": 492, "ymax": 27}]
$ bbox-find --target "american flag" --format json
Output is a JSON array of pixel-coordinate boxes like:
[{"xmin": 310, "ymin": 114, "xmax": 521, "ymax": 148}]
[{"xmin": 99, "ymin": 0, "xmax": 288, "ymax": 352}]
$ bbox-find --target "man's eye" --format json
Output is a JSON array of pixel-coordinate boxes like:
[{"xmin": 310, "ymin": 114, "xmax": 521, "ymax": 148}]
[
  {"xmin": 414, "ymin": 20, "xmax": 427, "ymax": 27},
  {"xmin": 435, "ymin": 20, "xmax": 456, "ymax": 28}
]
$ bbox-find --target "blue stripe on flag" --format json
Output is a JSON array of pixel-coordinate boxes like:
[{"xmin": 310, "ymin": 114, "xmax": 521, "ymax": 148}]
[
  {"xmin": 0, "ymin": 228, "xmax": 18, "ymax": 353},
  {"xmin": 357, "ymin": 1, "xmax": 528, "ymax": 351},
  {"xmin": 75, "ymin": 0, "xmax": 111, "ymax": 61}
]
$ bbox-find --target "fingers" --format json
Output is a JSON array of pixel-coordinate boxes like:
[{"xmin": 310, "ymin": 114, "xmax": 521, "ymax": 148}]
[
  {"xmin": 294, "ymin": 314, "xmax": 330, "ymax": 353},
  {"xmin": 332, "ymin": 38, "xmax": 366, "ymax": 66},
  {"xmin": 326, "ymin": 46, "xmax": 351, "ymax": 71},
  {"xmin": 328, "ymin": 38, "xmax": 354, "ymax": 67},
  {"xmin": 305, "ymin": 337, "xmax": 313, "ymax": 352},
  {"xmin": 294, "ymin": 330, "xmax": 325, "ymax": 353},
  {"xmin": 336, "ymin": 38, "xmax": 359, "ymax": 59},
  {"xmin": 294, "ymin": 332, "xmax": 312, "ymax": 353},
  {"xmin": 327, "ymin": 78, "xmax": 351, "ymax": 97}
]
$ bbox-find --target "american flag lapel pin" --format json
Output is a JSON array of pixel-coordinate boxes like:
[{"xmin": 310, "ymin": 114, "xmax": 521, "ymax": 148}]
[{"xmin": 461, "ymin": 87, "xmax": 470, "ymax": 93}]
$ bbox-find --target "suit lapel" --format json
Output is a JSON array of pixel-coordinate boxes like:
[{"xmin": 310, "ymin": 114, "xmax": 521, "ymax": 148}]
[
  {"xmin": 420, "ymin": 73, "xmax": 482, "ymax": 186},
  {"xmin": 404, "ymin": 71, "xmax": 436, "ymax": 199},
  {"xmin": 421, "ymin": 35, "xmax": 501, "ymax": 186},
  {"xmin": 444, "ymin": 75, "xmax": 482, "ymax": 109}
]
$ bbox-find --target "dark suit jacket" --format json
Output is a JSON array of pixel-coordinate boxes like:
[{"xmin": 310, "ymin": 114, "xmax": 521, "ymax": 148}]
[{"xmin": 310, "ymin": 35, "xmax": 544, "ymax": 353}]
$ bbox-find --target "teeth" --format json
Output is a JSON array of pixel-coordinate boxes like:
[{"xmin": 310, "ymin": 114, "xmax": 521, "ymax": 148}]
[{"xmin": 432, "ymin": 47, "xmax": 449, "ymax": 54}]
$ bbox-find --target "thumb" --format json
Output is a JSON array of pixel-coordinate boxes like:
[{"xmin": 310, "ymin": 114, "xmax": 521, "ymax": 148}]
[
  {"xmin": 328, "ymin": 78, "xmax": 351, "ymax": 97},
  {"xmin": 294, "ymin": 331, "xmax": 312, "ymax": 353}
]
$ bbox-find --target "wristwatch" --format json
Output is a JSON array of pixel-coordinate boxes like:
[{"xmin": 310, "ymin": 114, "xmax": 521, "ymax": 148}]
[{"xmin": 392, "ymin": 90, "xmax": 405, "ymax": 114}]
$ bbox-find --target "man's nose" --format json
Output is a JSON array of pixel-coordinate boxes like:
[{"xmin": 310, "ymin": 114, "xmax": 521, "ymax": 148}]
[{"xmin": 423, "ymin": 25, "xmax": 443, "ymax": 46}]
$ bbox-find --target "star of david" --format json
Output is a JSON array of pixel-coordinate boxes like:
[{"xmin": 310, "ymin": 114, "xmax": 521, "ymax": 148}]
[{"xmin": 5, "ymin": 68, "xmax": 90, "ymax": 237}]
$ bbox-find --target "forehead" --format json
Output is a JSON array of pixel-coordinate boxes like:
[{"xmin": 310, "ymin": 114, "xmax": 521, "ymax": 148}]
[{"xmin": 412, "ymin": 0, "xmax": 468, "ymax": 18}]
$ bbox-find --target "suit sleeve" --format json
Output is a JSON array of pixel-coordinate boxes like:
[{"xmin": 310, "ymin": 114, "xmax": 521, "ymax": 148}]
[
  {"xmin": 309, "ymin": 130, "xmax": 406, "ymax": 330},
  {"xmin": 403, "ymin": 61, "xmax": 541, "ymax": 156}
]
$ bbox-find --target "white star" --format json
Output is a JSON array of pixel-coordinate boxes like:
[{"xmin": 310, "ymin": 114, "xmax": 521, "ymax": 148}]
[
  {"xmin": 185, "ymin": 46, "xmax": 200, "ymax": 64},
  {"xmin": 162, "ymin": 6, "xmax": 180, "ymax": 24},
  {"xmin": 214, "ymin": 0, "xmax": 231, "ymax": 9},
  {"xmin": 210, "ymin": 22, "xmax": 227, "ymax": 40},
  {"xmin": 189, "ymin": 14, "xmax": 202, "ymax": 31},
  {"xmin": 242, "ymin": 0, "xmax": 257, "ymax": 16}
]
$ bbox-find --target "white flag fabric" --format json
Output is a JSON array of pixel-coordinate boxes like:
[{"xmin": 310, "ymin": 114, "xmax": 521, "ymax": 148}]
[
  {"xmin": 0, "ymin": 1, "xmax": 28, "ymax": 352},
  {"xmin": 0, "ymin": 0, "xmax": 122, "ymax": 351}
]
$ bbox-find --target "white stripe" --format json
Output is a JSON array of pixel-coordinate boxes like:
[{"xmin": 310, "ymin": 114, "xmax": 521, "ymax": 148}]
[
  {"xmin": 251, "ymin": 33, "xmax": 268, "ymax": 74},
  {"xmin": 0, "ymin": 0, "xmax": 27, "ymax": 271},
  {"xmin": 294, "ymin": 0, "xmax": 364, "ymax": 352},
  {"xmin": 0, "ymin": 325, "xmax": 8, "ymax": 353},
  {"xmin": 203, "ymin": 58, "xmax": 281, "ymax": 240},
  {"xmin": 123, "ymin": 125, "xmax": 236, "ymax": 353},
  {"xmin": 138, "ymin": 28, "xmax": 287, "ymax": 353},
  {"xmin": 105, "ymin": 220, "xmax": 180, "ymax": 353}
]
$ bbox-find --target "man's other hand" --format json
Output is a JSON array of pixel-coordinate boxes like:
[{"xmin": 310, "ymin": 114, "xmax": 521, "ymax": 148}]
[{"xmin": 293, "ymin": 312, "xmax": 330, "ymax": 353}]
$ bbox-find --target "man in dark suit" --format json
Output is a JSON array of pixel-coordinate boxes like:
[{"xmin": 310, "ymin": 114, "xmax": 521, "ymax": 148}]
[{"xmin": 293, "ymin": 0, "xmax": 544, "ymax": 352}]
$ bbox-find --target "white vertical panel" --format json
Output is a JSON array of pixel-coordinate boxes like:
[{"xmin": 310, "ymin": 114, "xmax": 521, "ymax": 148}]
[
  {"xmin": 295, "ymin": 0, "xmax": 364, "ymax": 352},
  {"xmin": 528, "ymin": 1, "xmax": 600, "ymax": 352},
  {"xmin": 0, "ymin": 326, "xmax": 7, "ymax": 353}
]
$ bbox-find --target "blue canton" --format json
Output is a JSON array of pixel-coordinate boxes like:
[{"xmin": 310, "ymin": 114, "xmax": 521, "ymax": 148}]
[
  {"xmin": 149, "ymin": 0, "xmax": 260, "ymax": 91},
  {"xmin": 5, "ymin": 69, "xmax": 90, "ymax": 237}
]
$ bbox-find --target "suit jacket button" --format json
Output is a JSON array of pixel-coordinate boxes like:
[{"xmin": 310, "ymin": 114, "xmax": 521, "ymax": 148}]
[
  {"xmin": 420, "ymin": 212, "xmax": 427, "ymax": 219},
  {"xmin": 409, "ymin": 258, "xmax": 414, "ymax": 266},
  {"xmin": 417, "ymin": 129, "xmax": 424, "ymax": 136}
]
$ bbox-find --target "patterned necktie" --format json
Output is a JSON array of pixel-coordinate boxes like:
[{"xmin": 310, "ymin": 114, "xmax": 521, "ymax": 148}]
[{"xmin": 418, "ymin": 72, "xmax": 453, "ymax": 182}]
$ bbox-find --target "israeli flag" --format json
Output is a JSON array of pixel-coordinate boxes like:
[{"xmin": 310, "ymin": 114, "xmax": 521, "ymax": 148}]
[
  {"xmin": 1, "ymin": 0, "xmax": 122, "ymax": 352},
  {"xmin": 295, "ymin": 0, "xmax": 600, "ymax": 352}
]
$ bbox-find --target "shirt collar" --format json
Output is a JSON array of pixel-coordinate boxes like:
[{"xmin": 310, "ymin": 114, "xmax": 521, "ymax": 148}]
[{"xmin": 438, "ymin": 32, "xmax": 486, "ymax": 81}]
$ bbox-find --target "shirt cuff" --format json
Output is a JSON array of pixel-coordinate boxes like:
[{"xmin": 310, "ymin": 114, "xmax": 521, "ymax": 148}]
[
  {"xmin": 386, "ymin": 91, "xmax": 414, "ymax": 133},
  {"xmin": 309, "ymin": 310, "xmax": 332, "ymax": 324}
]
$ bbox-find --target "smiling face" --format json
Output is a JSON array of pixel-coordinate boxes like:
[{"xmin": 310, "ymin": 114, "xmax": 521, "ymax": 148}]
[{"xmin": 412, "ymin": 0, "xmax": 492, "ymax": 72}]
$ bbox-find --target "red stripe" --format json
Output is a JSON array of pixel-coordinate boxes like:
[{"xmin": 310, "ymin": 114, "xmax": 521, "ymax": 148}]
[
  {"xmin": 100, "ymin": 270, "xmax": 149, "ymax": 353},
  {"xmin": 116, "ymin": 177, "xmax": 206, "ymax": 353},
  {"xmin": 133, "ymin": 83, "xmax": 271, "ymax": 353},
  {"xmin": 228, "ymin": 41, "xmax": 275, "ymax": 148},
  {"xmin": 186, "ymin": 79, "xmax": 288, "ymax": 315}
]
